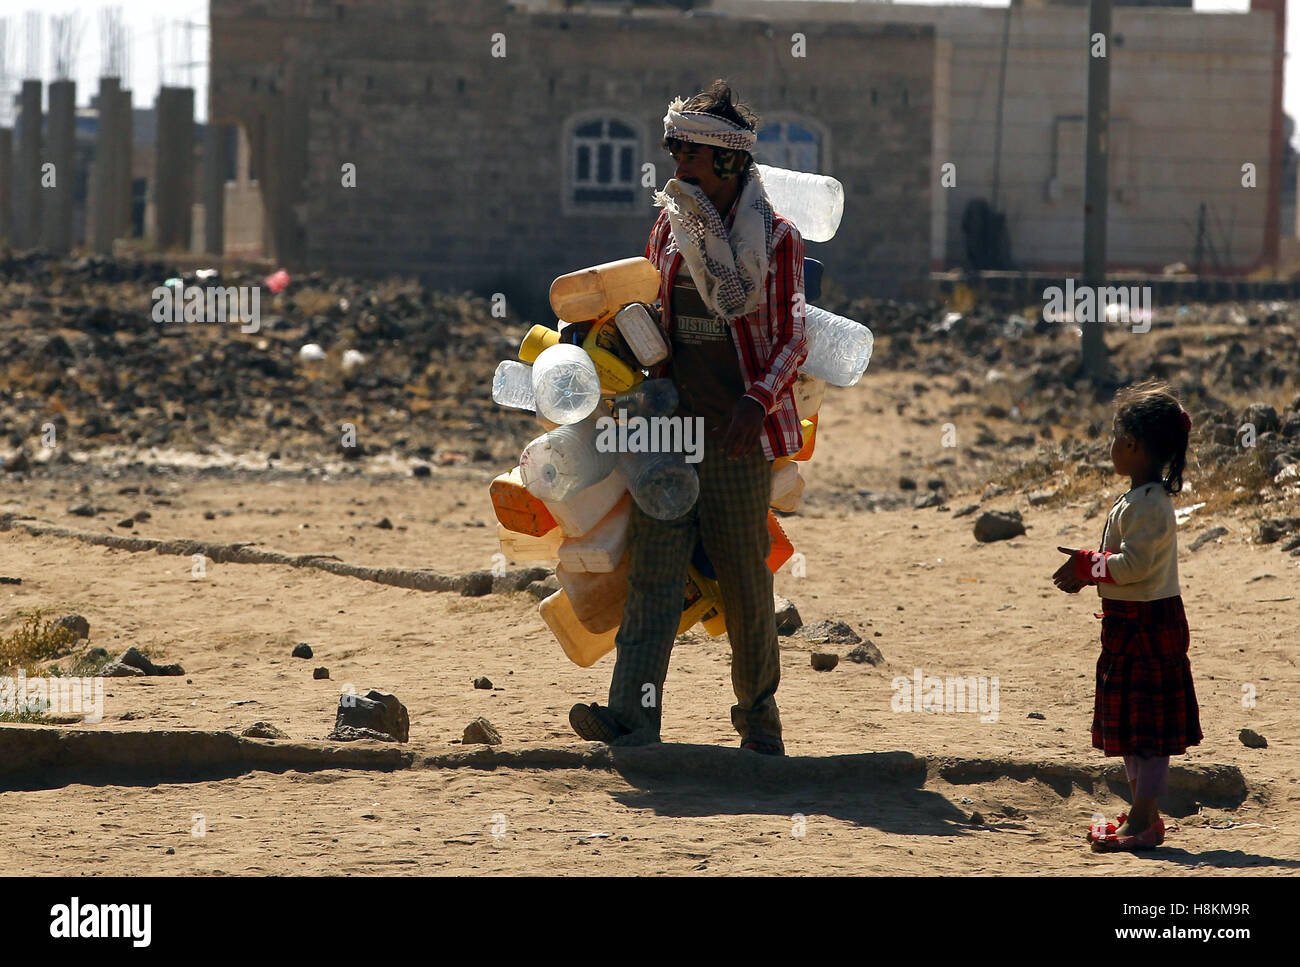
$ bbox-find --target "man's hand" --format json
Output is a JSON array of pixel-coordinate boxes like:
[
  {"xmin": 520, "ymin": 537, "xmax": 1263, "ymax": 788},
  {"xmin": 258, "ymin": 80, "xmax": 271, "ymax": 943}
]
[
  {"xmin": 1053, "ymin": 546, "xmax": 1087, "ymax": 593},
  {"xmin": 722, "ymin": 396, "xmax": 766, "ymax": 460}
]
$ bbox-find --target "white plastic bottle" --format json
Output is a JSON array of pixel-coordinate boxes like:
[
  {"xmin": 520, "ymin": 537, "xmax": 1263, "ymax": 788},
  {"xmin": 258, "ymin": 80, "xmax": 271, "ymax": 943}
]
[
  {"xmin": 801, "ymin": 304, "xmax": 874, "ymax": 387},
  {"xmin": 492, "ymin": 360, "xmax": 537, "ymax": 411},
  {"xmin": 756, "ymin": 164, "xmax": 845, "ymax": 243},
  {"xmin": 530, "ymin": 343, "xmax": 601, "ymax": 425},
  {"xmin": 520, "ymin": 412, "xmax": 618, "ymax": 503}
]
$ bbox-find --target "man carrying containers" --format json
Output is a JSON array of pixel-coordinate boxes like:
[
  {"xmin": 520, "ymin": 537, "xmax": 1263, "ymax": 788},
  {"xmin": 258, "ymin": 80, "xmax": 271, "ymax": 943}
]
[{"xmin": 569, "ymin": 80, "xmax": 807, "ymax": 755}]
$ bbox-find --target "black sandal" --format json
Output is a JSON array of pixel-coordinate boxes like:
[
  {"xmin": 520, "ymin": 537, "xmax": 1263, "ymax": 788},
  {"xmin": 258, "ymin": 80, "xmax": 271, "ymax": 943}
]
[{"xmin": 569, "ymin": 703, "xmax": 630, "ymax": 743}]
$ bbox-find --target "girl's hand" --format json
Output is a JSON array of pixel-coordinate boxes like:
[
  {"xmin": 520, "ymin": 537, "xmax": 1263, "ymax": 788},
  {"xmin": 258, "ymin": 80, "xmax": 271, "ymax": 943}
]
[{"xmin": 1053, "ymin": 547, "xmax": 1086, "ymax": 593}]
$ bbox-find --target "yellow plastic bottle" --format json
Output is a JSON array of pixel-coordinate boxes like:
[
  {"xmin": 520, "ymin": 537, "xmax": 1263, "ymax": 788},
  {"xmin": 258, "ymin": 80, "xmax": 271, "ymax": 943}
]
[
  {"xmin": 678, "ymin": 565, "xmax": 721, "ymax": 635},
  {"xmin": 521, "ymin": 319, "xmax": 640, "ymax": 395},
  {"xmin": 550, "ymin": 257, "xmax": 661, "ymax": 323}
]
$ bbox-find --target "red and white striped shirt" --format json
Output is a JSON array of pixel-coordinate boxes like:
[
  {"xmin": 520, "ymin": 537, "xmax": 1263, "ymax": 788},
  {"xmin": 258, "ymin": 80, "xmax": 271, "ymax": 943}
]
[{"xmin": 643, "ymin": 201, "xmax": 808, "ymax": 460}]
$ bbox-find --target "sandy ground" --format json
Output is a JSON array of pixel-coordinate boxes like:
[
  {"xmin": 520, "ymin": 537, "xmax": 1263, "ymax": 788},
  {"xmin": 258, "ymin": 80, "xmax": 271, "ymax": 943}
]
[{"xmin": 1, "ymin": 370, "xmax": 1298, "ymax": 876}]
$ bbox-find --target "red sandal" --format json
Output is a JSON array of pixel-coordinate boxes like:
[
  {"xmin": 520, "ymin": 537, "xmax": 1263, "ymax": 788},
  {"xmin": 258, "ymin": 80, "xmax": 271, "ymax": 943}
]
[{"xmin": 1090, "ymin": 817, "xmax": 1165, "ymax": 852}]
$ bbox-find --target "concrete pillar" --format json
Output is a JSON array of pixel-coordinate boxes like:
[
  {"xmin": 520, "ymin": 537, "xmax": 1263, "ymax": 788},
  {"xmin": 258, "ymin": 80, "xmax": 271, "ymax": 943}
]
[
  {"xmin": 91, "ymin": 77, "xmax": 122, "ymax": 253},
  {"xmin": 41, "ymin": 80, "xmax": 76, "ymax": 254},
  {"xmin": 203, "ymin": 122, "xmax": 231, "ymax": 255},
  {"xmin": 14, "ymin": 80, "xmax": 43, "ymax": 249},
  {"xmin": 118, "ymin": 86, "xmax": 134, "ymax": 238},
  {"xmin": 0, "ymin": 129, "xmax": 12, "ymax": 247},
  {"xmin": 153, "ymin": 87, "xmax": 195, "ymax": 251}
]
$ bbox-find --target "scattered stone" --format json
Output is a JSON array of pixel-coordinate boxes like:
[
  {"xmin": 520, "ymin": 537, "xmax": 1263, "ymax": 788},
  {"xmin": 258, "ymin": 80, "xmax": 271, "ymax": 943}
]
[
  {"xmin": 1027, "ymin": 489, "xmax": 1057, "ymax": 506},
  {"xmin": 846, "ymin": 642, "xmax": 885, "ymax": 665},
  {"xmin": 810, "ymin": 652, "xmax": 839, "ymax": 671},
  {"xmin": 117, "ymin": 646, "xmax": 184, "ymax": 676},
  {"xmin": 951, "ymin": 504, "xmax": 979, "ymax": 518},
  {"xmin": 291, "ymin": 642, "xmax": 313, "ymax": 659},
  {"xmin": 1255, "ymin": 517, "xmax": 1300, "ymax": 544},
  {"xmin": 314, "ymin": 666, "xmax": 330, "ymax": 679},
  {"xmin": 376, "ymin": 517, "xmax": 393, "ymax": 529},
  {"xmin": 0, "ymin": 576, "xmax": 21, "ymax": 585},
  {"xmin": 1027, "ymin": 711, "xmax": 1046, "ymax": 720},
  {"xmin": 774, "ymin": 594, "xmax": 802, "ymax": 636},
  {"xmin": 165, "ymin": 847, "xmax": 175, "ymax": 855},
  {"xmin": 898, "ymin": 476, "xmax": 917, "ymax": 491},
  {"xmin": 329, "ymin": 689, "xmax": 409, "ymax": 743},
  {"xmin": 798, "ymin": 620, "xmax": 862, "ymax": 646},
  {"xmin": 55, "ymin": 613, "xmax": 90, "ymax": 640},
  {"xmin": 463, "ymin": 716, "xmax": 502, "ymax": 745},
  {"xmin": 1239, "ymin": 728, "xmax": 1268, "ymax": 749},
  {"xmin": 974, "ymin": 509, "xmax": 1026, "ymax": 543},
  {"xmin": 68, "ymin": 503, "xmax": 96, "ymax": 517},
  {"xmin": 241, "ymin": 721, "xmax": 289, "ymax": 740},
  {"xmin": 913, "ymin": 491, "xmax": 943, "ymax": 509},
  {"xmin": 203, "ymin": 510, "xmax": 216, "ymax": 520},
  {"xmin": 969, "ymin": 812, "xmax": 985, "ymax": 827},
  {"xmin": 102, "ymin": 662, "xmax": 145, "ymax": 677},
  {"xmin": 116, "ymin": 518, "xmax": 135, "ymax": 529},
  {"xmin": 133, "ymin": 510, "xmax": 151, "ymax": 522},
  {"xmin": 412, "ymin": 464, "xmax": 432, "ymax": 478},
  {"xmin": 1281, "ymin": 534, "xmax": 1300, "ymax": 553},
  {"xmin": 327, "ymin": 725, "xmax": 395, "ymax": 742},
  {"xmin": 1189, "ymin": 526, "xmax": 1228, "ymax": 552},
  {"xmin": 473, "ymin": 676, "xmax": 493, "ymax": 690},
  {"xmin": 2, "ymin": 451, "xmax": 29, "ymax": 473},
  {"xmin": 1239, "ymin": 403, "xmax": 1280, "ymax": 435}
]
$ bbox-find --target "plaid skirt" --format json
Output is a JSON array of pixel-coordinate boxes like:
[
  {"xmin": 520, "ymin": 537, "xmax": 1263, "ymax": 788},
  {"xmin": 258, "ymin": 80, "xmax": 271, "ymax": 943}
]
[{"xmin": 1091, "ymin": 595, "xmax": 1202, "ymax": 757}]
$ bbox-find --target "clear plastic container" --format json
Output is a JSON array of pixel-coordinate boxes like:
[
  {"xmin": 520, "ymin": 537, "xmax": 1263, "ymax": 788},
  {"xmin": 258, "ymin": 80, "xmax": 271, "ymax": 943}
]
[
  {"xmin": 801, "ymin": 304, "xmax": 874, "ymax": 387},
  {"xmin": 557, "ymin": 493, "xmax": 631, "ymax": 573},
  {"xmin": 497, "ymin": 523, "xmax": 563, "ymax": 563},
  {"xmin": 555, "ymin": 554, "xmax": 630, "ymax": 634},
  {"xmin": 614, "ymin": 303, "xmax": 668, "ymax": 366},
  {"xmin": 549, "ymin": 257, "xmax": 662, "ymax": 323},
  {"xmin": 544, "ymin": 466, "xmax": 628, "ymax": 537},
  {"xmin": 756, "ymin": 165, "xmax": 845, "ymax": 243},
  {"xmin": 520, "ymin": 412, "xmax": 618, "ymax": 504},
  {"xmin": 530, "ymin": 343, "xmax": 601, "ymax": 425},
  {"xmin": 619, "ymin": 449, "xmax": 700, "ymax": 520},
  {"xmin": 609, "ymin": 378, "xmax": 678, "ymax": 422},
  {"xmin": 492, "ymin": 360, "xmax": 537, "ymax": 411},
  {"xmin": 541, "ymin": 588, "xmax": 620, "ymax": 668}
]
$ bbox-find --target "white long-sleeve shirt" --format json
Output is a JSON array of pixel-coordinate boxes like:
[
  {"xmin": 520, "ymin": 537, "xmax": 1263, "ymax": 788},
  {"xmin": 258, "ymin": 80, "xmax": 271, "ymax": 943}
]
[{"xmin": 1086, "ymin": 482, "xmax": 1181, "ymax": 601}]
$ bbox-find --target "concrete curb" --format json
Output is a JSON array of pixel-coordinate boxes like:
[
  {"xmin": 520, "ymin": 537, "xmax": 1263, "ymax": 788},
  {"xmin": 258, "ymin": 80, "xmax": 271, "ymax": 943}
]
[
  {"xmin": 0, "ymin": 727, "xmax": 1250, "ymax": 814},
  {"xmin": 0, "ymin": 514, "xmax": 547, "ymax": 595}
]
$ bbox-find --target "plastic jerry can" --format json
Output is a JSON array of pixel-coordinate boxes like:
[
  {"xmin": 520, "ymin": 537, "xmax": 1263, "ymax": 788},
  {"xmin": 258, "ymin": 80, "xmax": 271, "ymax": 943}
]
[
  {"xmin": 582, "ymin": 317, "xmax": 642, "ymax": 394},
  {"xmin": 770, "ymin": 461, "xmax": 805, "ymax": 512},
  {"xmin": 519, "ymin": 324, "xmax": 560, "ymax": 363},
  {"xmin": 557, "ymin": 493, "xmax": 631, "ymax": 572},
  {"xmin": 700, "ymin": 606, "xmax": 728, "ymax": 638},
  {"xmin": 543, "ymin": 467, "xmax": 627, "ymax": 537},
  {"xmin": 550, "ymin": 257, "xmax": 661, "ymax": 323},
  {"xmin": 491, "ymin": 466, "xmax": 558, "ymax": 536},
  {"xmin": 556, "ymin": 552, "xmax": 630, "ymax": 634},
  {"xmin": 678, "ymin": 564, "xmax": 720, "ymax": 635},
  {"xmin": 767, "ymin": 510, "xmax": 795, "ymax": 572},
  {"xmin": 792, "ymin": 415, "xmax": 817, "ymax": 461},
  {"xmin": 540, "ymin": 588, "xmax": 619, "ymax": 668},
  {"xmin": 614, "ymin": 303, "xmax": 669, "ymax": 367},
  {"xmin": 793, "ymin": 372, "xmax": 826, "ymax": 420},
  {"xmin": 497, "ymin": 523, "xmax": 564, "ymax": 563}
]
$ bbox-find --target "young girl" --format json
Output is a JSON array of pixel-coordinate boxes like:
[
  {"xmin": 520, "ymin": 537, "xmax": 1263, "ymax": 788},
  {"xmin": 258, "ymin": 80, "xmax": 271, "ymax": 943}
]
[{"xmin": 1052, "ymin": 380, "xmax": 1203, "ymax": 852}]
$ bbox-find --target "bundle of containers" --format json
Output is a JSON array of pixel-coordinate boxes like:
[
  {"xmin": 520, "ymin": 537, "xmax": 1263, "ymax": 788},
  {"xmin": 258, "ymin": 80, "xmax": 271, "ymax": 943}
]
[{"xmin": 487, "ymin": 164, "xmax": 873, "ymax": 667}]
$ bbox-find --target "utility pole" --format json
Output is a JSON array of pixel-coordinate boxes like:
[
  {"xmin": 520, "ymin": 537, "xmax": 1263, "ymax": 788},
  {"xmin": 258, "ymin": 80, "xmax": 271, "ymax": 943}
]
[{"xmin": 1081, "ymin": 0, "xmax": 1111, "ymax": 380}]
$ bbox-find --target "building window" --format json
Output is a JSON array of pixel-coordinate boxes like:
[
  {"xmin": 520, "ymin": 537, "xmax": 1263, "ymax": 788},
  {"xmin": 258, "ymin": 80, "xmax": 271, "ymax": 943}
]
[
  {"xmin": 754, "ymin": 120, "xmax": 824, "ymax": 172},
  {"xmin": 569, "ymin": 116, "xmax": 639, "ymax": 210}
]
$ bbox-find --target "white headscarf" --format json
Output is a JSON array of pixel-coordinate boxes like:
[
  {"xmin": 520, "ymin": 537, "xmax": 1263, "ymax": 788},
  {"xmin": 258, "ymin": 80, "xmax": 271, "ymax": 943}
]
[{"xmin": 654, "ymin": 96, "xmax": 775, "ymax": 322}]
